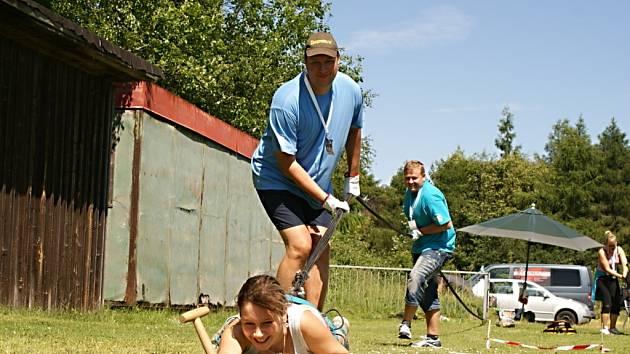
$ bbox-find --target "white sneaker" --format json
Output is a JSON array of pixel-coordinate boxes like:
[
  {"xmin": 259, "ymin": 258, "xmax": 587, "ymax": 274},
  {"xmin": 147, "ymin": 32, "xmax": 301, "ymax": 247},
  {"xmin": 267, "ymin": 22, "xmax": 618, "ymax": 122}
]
[
  {"xmin": 601, "ymin": 327, "xmax": 610, "ymax": 335},
  {"xmin": 411, "ymin": 336, "xmax": 442, "ymax": 348},
  {"xmin": 398, "ymin": 322, "xmax": 412, "ymax": 339}
]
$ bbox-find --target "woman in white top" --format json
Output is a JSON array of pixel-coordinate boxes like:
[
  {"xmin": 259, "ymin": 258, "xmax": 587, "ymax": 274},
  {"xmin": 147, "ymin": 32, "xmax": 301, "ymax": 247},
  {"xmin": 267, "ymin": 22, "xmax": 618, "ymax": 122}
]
[
  {"xmin": 217, "ymin": 275, "xmax": 348, "ymax": 354},
  {"xmin": 595, "ymin": 230, "xmax": 628, "ymax": 335}
]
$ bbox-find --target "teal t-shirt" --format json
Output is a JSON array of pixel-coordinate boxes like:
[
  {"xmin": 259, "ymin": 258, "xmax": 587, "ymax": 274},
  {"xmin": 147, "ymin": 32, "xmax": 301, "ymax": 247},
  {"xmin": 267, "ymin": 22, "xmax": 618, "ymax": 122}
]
[{"xmin": 403, "ymin": 181, "xmax": 456, "ymax": 254}]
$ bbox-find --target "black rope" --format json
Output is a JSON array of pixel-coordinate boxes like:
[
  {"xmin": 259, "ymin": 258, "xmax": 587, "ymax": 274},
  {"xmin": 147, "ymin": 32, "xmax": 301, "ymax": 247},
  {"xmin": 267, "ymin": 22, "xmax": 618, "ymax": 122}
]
[
  {"xmin": 439, "ymin": 271, "xmax": 484, "ymax": 321},
  {"xmin": 356, "ymin": 195, "xmax": 485, "ymax": 322},
  {"xmin": 290, "ymin": 201, "xmax": 349, "ymax": 298},
  {"xmin": 355, "ymin": 196, "xmax": 410, "ymax": 237}
]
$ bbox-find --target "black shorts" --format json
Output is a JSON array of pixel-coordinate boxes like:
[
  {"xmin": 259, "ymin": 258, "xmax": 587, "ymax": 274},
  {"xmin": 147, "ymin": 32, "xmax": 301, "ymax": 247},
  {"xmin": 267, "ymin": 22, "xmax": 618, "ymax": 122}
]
[{"xmin": 256, "ymin": 189, "xmax": 332, "ymax": 231}]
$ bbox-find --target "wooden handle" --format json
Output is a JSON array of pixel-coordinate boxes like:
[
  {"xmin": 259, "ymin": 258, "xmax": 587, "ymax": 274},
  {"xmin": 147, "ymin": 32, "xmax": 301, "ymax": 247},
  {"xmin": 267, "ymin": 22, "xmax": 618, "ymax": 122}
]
[
  {"xmin": 179, "ymin": 306, "xmax": 210, "ymax": 323},
  {"xmin": 193, "ymin": 317, "xmax": 216, "ymax": 354}
]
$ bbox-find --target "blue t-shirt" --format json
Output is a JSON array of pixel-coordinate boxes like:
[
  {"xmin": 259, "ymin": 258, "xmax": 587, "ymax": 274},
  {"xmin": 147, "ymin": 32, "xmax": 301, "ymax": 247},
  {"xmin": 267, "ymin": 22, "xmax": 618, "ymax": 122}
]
[
  {"xmin": 403, "ymin": 181, "xmax": 456, "ymax": 254},
  {"xmin": 251, "ymin": 71, "xmax": 364, "ymax": 208}
]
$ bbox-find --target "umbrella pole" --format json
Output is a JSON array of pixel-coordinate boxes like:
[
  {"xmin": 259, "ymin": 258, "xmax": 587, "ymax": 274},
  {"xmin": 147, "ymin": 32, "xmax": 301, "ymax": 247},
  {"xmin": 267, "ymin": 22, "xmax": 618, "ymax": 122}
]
[
  {"xmin": 524, "ymin": 241, "xmax": 531, "ymax": 283},
  {"xmin": 517, "ymin": 241, "xmax": 531, "ymax": 320}
]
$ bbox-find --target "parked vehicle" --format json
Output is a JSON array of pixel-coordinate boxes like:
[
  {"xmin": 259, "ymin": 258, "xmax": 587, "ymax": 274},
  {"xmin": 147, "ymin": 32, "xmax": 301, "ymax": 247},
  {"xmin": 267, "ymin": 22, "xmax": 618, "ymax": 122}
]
[
  {"xmin": 471, "ymin": 263, "xmax": 594, "ymax": 310},
  {"xmin": 484, "ymin": 279, "xmax": 594, "ymax": 325}
]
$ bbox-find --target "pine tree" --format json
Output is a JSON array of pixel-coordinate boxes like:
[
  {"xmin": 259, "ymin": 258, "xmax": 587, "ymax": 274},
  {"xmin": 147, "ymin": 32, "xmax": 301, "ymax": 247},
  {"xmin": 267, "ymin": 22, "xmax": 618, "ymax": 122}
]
[{"xmin": 495, "ymin": 106, "xmax": 520, "ymax": 158}]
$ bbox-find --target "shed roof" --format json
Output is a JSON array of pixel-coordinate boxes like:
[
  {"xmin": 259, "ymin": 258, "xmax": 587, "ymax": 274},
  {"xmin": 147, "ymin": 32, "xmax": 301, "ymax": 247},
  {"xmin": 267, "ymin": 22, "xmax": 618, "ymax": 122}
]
[
  {"xmin": 116, "ymin": 82, "xmax": 259, "ymax": 160},
  {"xmin": 0, "ymin": 0, "xmax": 163, "ymax": 81}
]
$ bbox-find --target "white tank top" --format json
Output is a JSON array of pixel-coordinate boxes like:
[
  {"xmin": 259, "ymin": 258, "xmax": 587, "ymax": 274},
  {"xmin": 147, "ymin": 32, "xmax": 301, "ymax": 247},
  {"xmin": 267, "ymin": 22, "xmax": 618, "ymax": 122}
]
[
  {"xmin": 286, "ymin": 304, "xmax": 327, "ymax": 354},
  {"xmin": 598, "ymin": 246, "xmax": 619, "ymax": 273}
]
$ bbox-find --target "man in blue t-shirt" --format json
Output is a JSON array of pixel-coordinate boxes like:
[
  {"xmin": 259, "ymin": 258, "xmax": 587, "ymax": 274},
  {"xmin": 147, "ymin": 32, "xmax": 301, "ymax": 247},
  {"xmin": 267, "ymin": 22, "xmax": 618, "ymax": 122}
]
[
  {"xmin": 397, "ymin": 160, "xmax": 456, "ymax": 348},
  {"xmin": 251, "ymin": 32, "xmax": 364, "ymax": 309}
]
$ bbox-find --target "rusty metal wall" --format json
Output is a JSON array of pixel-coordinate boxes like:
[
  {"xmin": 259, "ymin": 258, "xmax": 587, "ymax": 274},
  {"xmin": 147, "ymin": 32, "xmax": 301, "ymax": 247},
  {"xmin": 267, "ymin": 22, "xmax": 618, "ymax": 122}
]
[
  {"xmin": 104, "ymin": 110, "xmax": 283, "ymax": 306},
  {"xmin": 0, "ymin": 37, "xmax": 112, "ymax": 310}
]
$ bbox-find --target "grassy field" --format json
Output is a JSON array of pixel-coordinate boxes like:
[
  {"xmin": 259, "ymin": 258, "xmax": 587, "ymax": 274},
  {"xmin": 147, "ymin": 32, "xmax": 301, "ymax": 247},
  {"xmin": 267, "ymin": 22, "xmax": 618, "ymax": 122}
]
[{"xmin": 2, "ymin": 305, "xmax": 629, "ymax": 353}]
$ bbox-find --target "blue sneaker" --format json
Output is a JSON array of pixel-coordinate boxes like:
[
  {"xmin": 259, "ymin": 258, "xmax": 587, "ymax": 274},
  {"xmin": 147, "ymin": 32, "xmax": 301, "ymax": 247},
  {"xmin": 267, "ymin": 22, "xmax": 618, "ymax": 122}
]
[
  {"xmin": 332, "ymin": 316, "xmax": 350, "ymax": 350},
  {"xmin": 609, "ymin": 328, "xmax": 623, "ymax": 335},
  {"xmin": 411, "ymin": 336, "xmax": 441, "ymax": 348}
]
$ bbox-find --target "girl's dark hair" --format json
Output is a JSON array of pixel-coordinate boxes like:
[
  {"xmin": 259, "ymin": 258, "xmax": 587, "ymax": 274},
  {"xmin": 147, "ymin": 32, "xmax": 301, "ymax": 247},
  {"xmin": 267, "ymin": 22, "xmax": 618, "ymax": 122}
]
[{"xmin": 237, "ymin": 274, "xmax": 287, "ymax": 317}]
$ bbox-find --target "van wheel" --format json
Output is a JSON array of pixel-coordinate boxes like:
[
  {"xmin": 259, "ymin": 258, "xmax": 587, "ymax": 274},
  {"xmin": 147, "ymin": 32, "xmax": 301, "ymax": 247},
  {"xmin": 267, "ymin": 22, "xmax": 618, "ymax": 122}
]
[{"xmin": 555, "ymin": 310, "xmax": 577, "ymax": 325}]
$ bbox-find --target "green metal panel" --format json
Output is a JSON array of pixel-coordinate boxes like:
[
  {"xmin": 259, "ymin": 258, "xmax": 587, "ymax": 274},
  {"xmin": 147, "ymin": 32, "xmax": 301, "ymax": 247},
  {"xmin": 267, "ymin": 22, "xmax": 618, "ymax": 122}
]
[
  {"xmin": 136, "ymin": 115, "xmax": 173, "ymax": 303},
  {"xmin": 104, "ymin": 109, "xmax": 283, "ymax": 306},
  {"xmin": 224, "ymin": 153, "xmax": 252, "ymax": 305},
  {"xmin": 103, "ymin": 111, "xmax": 135, "ymax": 301},
  {"xmin": 168, "ymin": 129, "xmax": 204, "ymax": 305},
  {"xmin": 248, "ymin": 205, "xmax": 271, "ymax": 276},
  {"xmin": 198, "ymin": 145, "xmax": 229, "ymax": 304}
]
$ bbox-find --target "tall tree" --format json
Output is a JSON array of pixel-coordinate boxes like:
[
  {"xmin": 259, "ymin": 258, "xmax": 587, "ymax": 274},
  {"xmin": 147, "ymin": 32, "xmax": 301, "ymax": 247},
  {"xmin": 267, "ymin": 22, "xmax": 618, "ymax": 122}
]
[
  {"xmin": 494, "ymin": 106, "xmax": 519, "ymax": 158},
  {"xmin": 50, "ymin": 0, "xmax": 369, "ymax": 137},
  {"xmin": 544, "ymin": 116, "xmax": 598, "ymax": 218},
  {"xmin": 431, "ymin": 151, "xmax": 552, "ymax": 270},
  {"xmin": 594, "ymin": 118, "xmax": 630, "ymax": 228}
]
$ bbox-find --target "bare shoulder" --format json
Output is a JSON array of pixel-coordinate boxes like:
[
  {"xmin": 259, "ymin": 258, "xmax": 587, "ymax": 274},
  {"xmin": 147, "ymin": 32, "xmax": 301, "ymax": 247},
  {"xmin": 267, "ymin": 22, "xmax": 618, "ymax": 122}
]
[
  {"xmin": 218, "ymin": 319, "xmax": 251, "ymax": 354},
  {"xmin": 299, "ymin": 309, "xmax": 325, "ymax": 329}
]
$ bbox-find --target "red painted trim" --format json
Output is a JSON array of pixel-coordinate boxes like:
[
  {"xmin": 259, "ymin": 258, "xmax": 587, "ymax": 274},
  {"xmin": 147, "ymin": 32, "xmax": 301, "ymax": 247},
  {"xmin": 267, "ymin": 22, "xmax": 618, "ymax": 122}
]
[{"xmin": 115, "ymin": 82, "xmax": 258, "ymax": 159}]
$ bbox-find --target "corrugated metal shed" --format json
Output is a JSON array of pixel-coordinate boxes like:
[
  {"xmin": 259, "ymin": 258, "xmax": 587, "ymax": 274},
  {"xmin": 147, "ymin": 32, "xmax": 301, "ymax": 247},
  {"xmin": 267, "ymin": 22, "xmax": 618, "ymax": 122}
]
[
  {"xmin": 0, "ymin": 0, "xmax": 163, "ymax": 81},
  {"xmin": 0, "ymin": 0, "xmax": 162, "ymax": 310},
  {"xmin": 106, "ymin": 83, "xmax": 283, "ymax": 306}
]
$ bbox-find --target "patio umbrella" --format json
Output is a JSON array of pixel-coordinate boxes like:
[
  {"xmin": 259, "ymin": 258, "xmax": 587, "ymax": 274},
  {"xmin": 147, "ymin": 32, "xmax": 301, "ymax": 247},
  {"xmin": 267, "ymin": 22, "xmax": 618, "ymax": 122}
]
[
  {"xmin": 458, "ymin": 203, "xmax": 602, "ymax": 318},
  {"xmin": 458, "ymin": 203, "xmax": 602, "ymax": 251}
]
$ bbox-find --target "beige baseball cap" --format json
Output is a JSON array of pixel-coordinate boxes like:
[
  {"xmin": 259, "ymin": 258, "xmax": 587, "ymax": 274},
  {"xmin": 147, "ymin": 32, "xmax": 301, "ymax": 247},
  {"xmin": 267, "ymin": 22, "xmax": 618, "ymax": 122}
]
[{"xmin": 305, "ymin": 32, "xmax": 339, "ymax": 57}]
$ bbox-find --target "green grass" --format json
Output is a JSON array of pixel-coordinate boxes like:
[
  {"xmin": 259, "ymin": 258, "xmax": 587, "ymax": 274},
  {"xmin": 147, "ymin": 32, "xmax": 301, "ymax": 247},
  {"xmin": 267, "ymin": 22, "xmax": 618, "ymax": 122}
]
[{"xmin": 2, "ymin": 305, "xmax": 629, "ymax": 353}]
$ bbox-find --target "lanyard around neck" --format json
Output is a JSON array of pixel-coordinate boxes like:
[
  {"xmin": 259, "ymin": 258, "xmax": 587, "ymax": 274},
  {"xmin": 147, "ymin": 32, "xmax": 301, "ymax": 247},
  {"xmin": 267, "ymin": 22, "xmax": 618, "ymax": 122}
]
[
  {"xmin": 409, "ymin": 187, "xmax": 423, "ymax": 220},
  {"xmin": 303, "ymin": 72, "xmax": 333, "ymax": 138}
]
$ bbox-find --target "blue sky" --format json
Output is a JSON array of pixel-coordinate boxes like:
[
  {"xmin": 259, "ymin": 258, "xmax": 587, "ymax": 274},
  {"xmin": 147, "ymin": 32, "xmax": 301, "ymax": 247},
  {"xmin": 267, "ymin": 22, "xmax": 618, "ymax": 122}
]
[{"xmin": 327, "ymin": 1, "xmax": 630, "ymax": 184}]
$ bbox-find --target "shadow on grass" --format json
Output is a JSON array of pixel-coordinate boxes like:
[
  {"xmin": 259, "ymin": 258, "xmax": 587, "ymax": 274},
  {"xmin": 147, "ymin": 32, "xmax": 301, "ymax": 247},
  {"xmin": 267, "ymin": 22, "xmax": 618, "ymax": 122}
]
[{"xmin": 445, "ymin": 321, "xmax": 487, "ymax": 335}]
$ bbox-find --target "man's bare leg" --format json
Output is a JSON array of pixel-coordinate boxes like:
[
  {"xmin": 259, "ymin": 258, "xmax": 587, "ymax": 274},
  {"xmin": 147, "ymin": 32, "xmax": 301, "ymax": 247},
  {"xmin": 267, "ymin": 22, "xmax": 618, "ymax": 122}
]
[
  {"xmin": 426, "ymin": 309, "xmax": 440, "ymax": 336},
  {"xmin": 306, "ymin": 227, "xmax": 330, "ymax": 309},
  {"xmin": 276, "ymin": 225, "xmax": 313, "ymax": 291},
  {"xmin": 402, "ymin": 304, "xmax": 417, "ymax": 323}
]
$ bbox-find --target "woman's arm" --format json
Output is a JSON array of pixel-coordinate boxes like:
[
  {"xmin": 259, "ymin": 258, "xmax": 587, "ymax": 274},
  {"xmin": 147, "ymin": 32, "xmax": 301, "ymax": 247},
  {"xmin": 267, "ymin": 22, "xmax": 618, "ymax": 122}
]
[
  {"xmin": 217, "ymin": 321, "xmax": 248, "ymax": 354},
  {"xmin": 598, "ymin": 249, "xmax": 623, "ymax": 278},
  {"xmin": 619, "ymin": 247, "xmax": 628, "ymax": 278},
  {"xmin": 300, "ymin": 311, "xmax": 349, "ymax": 354}
]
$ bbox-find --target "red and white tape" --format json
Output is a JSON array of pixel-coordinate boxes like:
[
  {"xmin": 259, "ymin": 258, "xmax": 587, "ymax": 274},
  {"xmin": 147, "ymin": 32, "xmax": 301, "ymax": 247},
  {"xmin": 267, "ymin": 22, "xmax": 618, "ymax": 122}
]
[{"xmin": 488, "ymin": 338, "xmax": 607, "ymax": 351}]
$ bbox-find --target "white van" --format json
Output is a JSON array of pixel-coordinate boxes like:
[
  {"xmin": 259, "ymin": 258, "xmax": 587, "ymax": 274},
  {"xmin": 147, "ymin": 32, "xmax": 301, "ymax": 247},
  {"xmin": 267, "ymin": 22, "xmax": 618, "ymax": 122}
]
[
  {"xmin": 472, "ymin": 264, "xmax": 594, "ymax": 310},
  {"xmin": 487, "ymin": 279, "xmax": 595, "ymax": 324}
]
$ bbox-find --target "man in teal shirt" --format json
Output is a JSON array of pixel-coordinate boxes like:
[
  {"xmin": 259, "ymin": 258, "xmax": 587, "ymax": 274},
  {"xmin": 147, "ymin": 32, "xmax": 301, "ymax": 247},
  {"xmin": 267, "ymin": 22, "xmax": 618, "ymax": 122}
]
[{"xmin": 397, "ymin": 160, "xmax": 456, "ymax": 348}]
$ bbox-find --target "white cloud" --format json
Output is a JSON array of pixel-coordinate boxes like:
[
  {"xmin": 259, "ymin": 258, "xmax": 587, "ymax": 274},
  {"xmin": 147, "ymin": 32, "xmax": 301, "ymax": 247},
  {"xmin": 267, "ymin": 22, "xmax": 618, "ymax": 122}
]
[
  {"xmin": 427, "ymin": 102, "xmax": 544, "ymax": 115},
  {"xmin": 345, "ymin": 6, "xmax": 474, "ymax": 53},
  {"xmin": 499, "ymin": 102, "xmax": 545, "ymax": 113},
  {"xmin": 428, "ymin": 106, "xmax": 486, "ymax": 114}
]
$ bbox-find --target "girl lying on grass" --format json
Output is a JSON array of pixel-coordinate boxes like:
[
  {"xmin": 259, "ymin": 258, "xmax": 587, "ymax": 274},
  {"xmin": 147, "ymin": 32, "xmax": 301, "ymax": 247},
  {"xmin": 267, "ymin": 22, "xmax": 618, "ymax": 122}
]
[{"xmin": 216, "ymin": 274, "xmax": 349, "ymax": 354}]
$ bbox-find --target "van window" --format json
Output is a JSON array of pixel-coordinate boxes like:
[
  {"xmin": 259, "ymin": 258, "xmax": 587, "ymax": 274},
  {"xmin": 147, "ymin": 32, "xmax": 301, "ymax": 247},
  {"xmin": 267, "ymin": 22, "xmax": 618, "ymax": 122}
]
[
  {"xmin": 490, "ymin": 281, "xmax": 513, "ymax": 294},
  {"xmin": 550, "ymin": 269, "xmax": 581, "ymax": 286},
  {"xmin": 512, "ymin": 267, "xmax": 551, "ymax": 286},
  {"xmin": 525, "ymin": 287, "xmax": 546, "ymax": 297},
  {"xmin": 489, "ymin": 267, "xmax": 510, "ymax": 279}
]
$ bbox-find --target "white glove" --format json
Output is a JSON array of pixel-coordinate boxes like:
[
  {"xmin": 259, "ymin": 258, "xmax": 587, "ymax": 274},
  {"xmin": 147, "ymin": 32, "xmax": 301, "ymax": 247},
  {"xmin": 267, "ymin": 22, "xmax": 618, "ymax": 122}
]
[
  {"xmin": 343, "ymin": 174, "xmax": 360, "ymax": 199},
  {"xmin": 323, "ymin": 194, "xmax": 350, "ymax": 213},
  {"xmin": 408, "ymin": 220, "xmax": 423, "ymax": 240}
]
